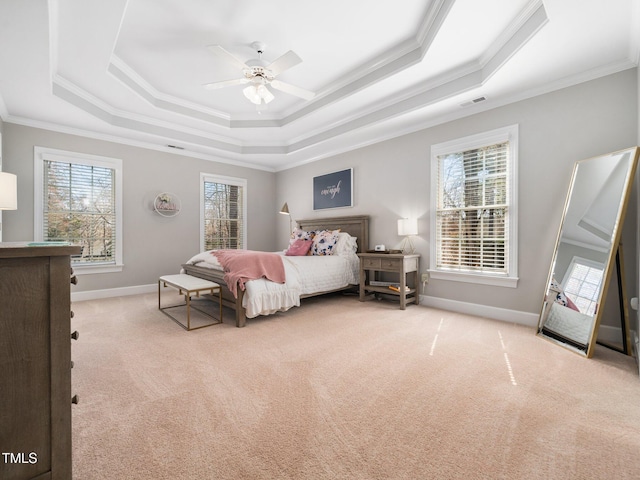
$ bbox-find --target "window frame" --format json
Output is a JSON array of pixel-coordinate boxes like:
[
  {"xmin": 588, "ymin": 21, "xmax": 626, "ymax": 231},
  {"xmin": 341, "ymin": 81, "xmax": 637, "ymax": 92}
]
[
  {"xmin": 429, "ymin": 125, "xmax": 519, "ymax": 288},
  {"xmin": 200, "ymin": 173, "xmax": 247, "ymax": 252},
  {"xmin": 34, "ymin": 147, "xmax": 123, "ymax": 274},
  {"xmin": 560, "ymin": 256, "xmax": 605, "ymax": 316}
]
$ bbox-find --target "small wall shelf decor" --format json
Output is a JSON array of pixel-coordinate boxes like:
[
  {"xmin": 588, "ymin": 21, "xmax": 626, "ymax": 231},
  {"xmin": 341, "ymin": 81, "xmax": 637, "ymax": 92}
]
[{"xmin": 154, "ymin": 192, "xmax": 181, "ymax": 217}]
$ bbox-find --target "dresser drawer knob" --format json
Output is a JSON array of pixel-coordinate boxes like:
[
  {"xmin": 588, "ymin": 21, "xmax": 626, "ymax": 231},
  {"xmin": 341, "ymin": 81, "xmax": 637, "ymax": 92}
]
[
  {"xmin": 70, "ymin": 275, "xmax": 78, "ymax": 285},
  {"xmin": 71, "ymin": 331, "xmax": 79, "ymax": 341},
  {"xmin": 70, "ymin": 310, "xmax": 75, "ymax": 319},
  {"xmin": 72, "ymin": 395, "xmax": 80, "ymax": 405},
  {"xmin": 71, "ymin": 360, "xmax": 74, "ymax": 369}
]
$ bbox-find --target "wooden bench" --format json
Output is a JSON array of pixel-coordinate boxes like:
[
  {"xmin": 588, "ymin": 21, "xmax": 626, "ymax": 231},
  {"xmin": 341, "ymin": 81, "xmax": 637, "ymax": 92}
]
[{"xmin": 158, "ymin": 274, "xmax": 222, "ymax": 330}]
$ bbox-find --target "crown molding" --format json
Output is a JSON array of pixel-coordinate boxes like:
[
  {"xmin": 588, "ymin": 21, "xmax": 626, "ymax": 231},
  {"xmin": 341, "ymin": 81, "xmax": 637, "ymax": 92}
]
[
  {"xmin": 50, "ymin": 0, "xmax": 548, "ymax": 162},
  {"xmin": 275, "ymin": 60, "xmax": 638, "ymax": 172},
  {"xmin": 98, "ymin": 0, "xmax": 456, "ymax": 130},
  {"xmin": 7, "ymin": 59, "xmax": 635, "ymax": 174},
  {"xmin": 52, "ymin": 75, "xmax": 246, "ymax": 152},
  {"xmin": 481, "ymin": 1, "xmax": 548, "ymax": 83},
  {"xmin": 3, "ymin": 114, "xmax": 276, "ymax": 172},
  {"xmin": 108, "ymin": 56, "xmax": 232, "ymax": 126}
]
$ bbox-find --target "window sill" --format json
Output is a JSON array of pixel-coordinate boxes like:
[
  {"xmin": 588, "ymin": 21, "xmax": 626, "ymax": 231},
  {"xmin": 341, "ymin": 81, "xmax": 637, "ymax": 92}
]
[
  {"xmin": 427, "ymin": 269, "xmax": 519, "ymax": 288},
  {"xmin": 72, "ymin": 264, "xmax": 124, "ymax": 275}
]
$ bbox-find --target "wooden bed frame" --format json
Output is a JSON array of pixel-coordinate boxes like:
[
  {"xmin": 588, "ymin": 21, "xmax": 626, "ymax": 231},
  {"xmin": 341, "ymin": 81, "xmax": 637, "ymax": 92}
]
[{"xmin": 181, "ymin": 215, "xmax": 369, "ymax": 327}]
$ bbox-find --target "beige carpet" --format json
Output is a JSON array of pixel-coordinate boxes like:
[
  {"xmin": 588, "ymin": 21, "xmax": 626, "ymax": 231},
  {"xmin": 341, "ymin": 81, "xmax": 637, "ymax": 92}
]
[{"xmin": 71, "ymin": 292, "xmax": 640, "ymax": 479}]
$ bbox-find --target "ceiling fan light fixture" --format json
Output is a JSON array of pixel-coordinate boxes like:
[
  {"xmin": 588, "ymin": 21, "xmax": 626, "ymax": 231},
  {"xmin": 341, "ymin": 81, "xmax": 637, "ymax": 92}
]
[
  {"xmin": 243, "ymin": 83, "xmax": 274, "ymax": 105},
  {"xmin": 257, "ymin": 84, "xmax": 274, "ymax": 104},
  {"xmin": 207, "ymin": 42, "xmax": 313, "ymax": 108},
  {"xmin": 243, "ymin": 85, "xmax": 262, "ymax": 104}
]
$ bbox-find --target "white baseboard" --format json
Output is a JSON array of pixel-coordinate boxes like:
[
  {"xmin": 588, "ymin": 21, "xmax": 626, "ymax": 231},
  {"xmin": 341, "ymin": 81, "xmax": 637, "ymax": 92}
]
[
  {"xmin": 419, "ymin": 294, "xmax": 540, "ymax": 327},
  {"xmin": 418, "ymin": 295, "xmax": 635, "ymax": 348},
  {"xmin": 71, "ymin": 283, "xmax": 157, "ymax": 302},
  {"xmin": 72, "ymin": 286, "xmax": 541, "ymax": 326},
  {"xmin": 72, "ymin": 287, "xmax": 627, "ymax": 342}
]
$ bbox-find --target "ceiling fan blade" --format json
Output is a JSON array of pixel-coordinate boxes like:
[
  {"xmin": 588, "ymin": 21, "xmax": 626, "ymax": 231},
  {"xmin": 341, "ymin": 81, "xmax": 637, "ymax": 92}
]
[
  {"xmin": 207, "ymin": 45, "xmax": 250, "ymax": 71},
  {"xmin": 267, "ymin": 50, "xmax": 302, "ymax": 76},
  {"xmin": 203, "ymin": 78, "xmax": 249, "ymax": 90},
  {"xmin": 270, "ymin": 80, "xmax": 315, "ymax": 100}
]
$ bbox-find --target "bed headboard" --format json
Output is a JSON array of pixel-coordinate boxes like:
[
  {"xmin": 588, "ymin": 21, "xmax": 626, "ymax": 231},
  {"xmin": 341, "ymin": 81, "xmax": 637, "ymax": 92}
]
[{"xmin": 296, "ymin": 215, "xmax": 369, "ymax": 253}]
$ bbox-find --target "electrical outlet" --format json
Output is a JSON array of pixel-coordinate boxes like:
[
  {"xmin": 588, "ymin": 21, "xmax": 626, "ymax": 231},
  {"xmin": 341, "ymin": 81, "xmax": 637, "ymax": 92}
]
[{"xmin": 421, "ymin": 273, "xmax": 429, "ymax": 283}]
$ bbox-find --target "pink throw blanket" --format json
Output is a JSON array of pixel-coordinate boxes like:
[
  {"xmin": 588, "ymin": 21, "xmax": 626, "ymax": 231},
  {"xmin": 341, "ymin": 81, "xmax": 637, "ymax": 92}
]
[{"xmin": 212, "ymin": 250, "xmax": 286, "ymax": 298}]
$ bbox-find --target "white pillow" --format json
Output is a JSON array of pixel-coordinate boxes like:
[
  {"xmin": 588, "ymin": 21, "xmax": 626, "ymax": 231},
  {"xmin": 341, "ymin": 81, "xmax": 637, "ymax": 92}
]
[{"xmin": 334, "ymin": 232, "xmax": 358, "ymax": 255}]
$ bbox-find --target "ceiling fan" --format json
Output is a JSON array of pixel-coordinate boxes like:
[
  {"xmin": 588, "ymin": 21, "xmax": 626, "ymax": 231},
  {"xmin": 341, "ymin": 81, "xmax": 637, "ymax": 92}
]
[{"xmin": 203, "ymin": 41, "xmax": 315, "ymax": 107}]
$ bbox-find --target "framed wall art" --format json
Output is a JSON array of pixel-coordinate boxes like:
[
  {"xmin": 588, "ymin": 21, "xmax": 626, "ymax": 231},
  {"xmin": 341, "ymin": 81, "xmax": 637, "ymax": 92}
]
[{"xmin": 312, "ymin": 168, "xmax": 353, "ymax": 210}]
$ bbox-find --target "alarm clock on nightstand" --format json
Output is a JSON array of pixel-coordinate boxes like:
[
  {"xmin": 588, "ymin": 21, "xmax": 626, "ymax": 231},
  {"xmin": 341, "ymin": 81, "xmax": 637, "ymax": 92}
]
[{"xmin": 374, "ymin": 244, "xmax": 386, "ymax": 252}]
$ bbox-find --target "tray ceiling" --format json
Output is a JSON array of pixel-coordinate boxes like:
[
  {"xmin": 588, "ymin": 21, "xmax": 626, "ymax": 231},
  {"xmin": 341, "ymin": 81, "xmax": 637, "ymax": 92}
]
[{"xmin": 0, "ymin": 0, "xmax": 638, "ymax": 171}]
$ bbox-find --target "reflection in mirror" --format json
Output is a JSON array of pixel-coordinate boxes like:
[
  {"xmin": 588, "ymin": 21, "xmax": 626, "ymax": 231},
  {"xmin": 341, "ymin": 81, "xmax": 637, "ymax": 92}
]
[
  {"xmin": 537, "ymin": 147, "xmax": 639, "ymax": 357},
  {"xmin": 597, "ymin": 248, "xmax": 633, "ymax": 354}
]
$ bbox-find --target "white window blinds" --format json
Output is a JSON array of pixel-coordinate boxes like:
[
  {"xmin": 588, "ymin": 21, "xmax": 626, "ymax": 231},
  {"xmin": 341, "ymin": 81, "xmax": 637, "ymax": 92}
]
[
  {"xmin": 435, "ymin": 141, "xmax": 509, "ymax": 274},
  {"xmin": 43, "ymin": 160, "xmax": 116, "ymax": 264},
  {"xmin": 563, "ymin": 260, "xmax": 604, "ymax": 316},
  {"xmin": 203, "ymin": 178, "xmax": 245, "ymax": 250}
]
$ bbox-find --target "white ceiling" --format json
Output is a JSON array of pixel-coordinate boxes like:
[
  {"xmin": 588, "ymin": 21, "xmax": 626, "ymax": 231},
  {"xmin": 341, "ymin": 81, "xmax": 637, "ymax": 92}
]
[{"xmin": 0, "ymin": 0, "xmax": 638, "ymax": 171}]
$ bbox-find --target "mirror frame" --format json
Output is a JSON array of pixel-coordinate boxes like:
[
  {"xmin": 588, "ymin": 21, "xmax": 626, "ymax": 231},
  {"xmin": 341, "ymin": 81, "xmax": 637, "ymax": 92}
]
[{"xmin": 537, "ymin": 146, "xmax": 639, "ymax": 357}]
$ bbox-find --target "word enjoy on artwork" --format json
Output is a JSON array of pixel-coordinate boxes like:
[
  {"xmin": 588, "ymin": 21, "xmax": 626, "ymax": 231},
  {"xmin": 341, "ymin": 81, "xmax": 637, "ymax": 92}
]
[{"xmin": 321, "ymin": 180, "xmax": 341, "ymax": 199}]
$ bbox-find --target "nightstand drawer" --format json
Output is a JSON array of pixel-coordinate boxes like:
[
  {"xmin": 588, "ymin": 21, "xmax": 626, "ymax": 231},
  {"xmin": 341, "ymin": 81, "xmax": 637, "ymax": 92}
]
[
  {"xmin": 363, "ymin": 257, "xmax": 381, "ymax": 269},
  {"xmin": 380, "ymin": 258, "xmax": 401, "ymax": 270},
  {"xmin": 362, "ymin": 257, "xmax": 403, "ymax": 270}
]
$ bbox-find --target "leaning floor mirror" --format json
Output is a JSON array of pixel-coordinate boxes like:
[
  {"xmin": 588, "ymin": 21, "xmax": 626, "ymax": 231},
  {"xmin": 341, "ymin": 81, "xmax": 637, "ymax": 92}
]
[{"xmin": 537, "ymin": 146, "xmax": 639, "ymax": 358}]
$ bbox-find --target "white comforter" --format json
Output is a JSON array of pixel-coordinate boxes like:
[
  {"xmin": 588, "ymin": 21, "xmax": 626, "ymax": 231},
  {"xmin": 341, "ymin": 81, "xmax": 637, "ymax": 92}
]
[{"xmin": 184, "ymin": 251, "xmax": 360, "ymax": 318}]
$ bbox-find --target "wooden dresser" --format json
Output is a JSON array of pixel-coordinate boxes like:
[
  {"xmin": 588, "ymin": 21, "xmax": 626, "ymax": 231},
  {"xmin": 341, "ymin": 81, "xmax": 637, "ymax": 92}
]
[{"xmin": 0, "ymin": 243, "xmax": 81, "ymax": 480}]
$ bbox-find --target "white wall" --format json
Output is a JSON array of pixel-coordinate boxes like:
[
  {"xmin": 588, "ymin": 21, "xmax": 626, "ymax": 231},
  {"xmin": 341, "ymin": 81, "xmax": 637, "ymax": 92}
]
[
  {"xmin": 1, "ymin": 124, "xmax": 277, "ymax": 294},
  {"xmin": 1, "ymin": 70, "xmax": 637, "ymax": 316},
  {"xmin": 276, "ymin": 69, "xmax": 639, "ymax": 319}
]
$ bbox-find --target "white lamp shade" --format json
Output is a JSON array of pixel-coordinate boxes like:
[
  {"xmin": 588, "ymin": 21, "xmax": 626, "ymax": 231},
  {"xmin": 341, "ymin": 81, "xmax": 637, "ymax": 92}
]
[
  {"xmin": 397, "ymin": 218, "xmax": 418, "ymax": 236},
  {"xmin": 0, "ymin": 172, "xmax": 17, "ymax": 210}
]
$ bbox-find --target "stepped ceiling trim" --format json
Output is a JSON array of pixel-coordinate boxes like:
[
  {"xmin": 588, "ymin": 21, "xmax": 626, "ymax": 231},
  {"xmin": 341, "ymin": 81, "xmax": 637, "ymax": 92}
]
[{"xmin": 0, "ymin": 0, "xmax": 637, "ymax": 171}]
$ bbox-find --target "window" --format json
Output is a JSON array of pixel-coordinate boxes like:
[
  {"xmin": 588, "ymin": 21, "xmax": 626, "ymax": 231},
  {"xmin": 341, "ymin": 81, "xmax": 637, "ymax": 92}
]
[
  {"xmin": 561, "ymin": 257, "xmax": 604, "ymax": 316},
  {"xmin": 200, "ymin": 173, "xmax": 247, "ymax": 251},
  {"xmin": 430, "ymin": 125, "xmax": 518, "ymax": 287},
  {"xmin": 34, "ymin": 147, "xmax": 123, "ymax": 273}
]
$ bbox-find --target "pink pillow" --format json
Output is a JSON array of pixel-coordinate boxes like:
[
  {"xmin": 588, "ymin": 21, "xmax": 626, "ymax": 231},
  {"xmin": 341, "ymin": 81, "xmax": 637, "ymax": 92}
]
[{"xmin": 285, "ymin": 239, "xmax": 313, "ymax": 256}]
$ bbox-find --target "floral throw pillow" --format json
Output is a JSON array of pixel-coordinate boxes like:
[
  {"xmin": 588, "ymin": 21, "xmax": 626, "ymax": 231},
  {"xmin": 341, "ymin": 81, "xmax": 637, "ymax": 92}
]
[
  {"xmin": 289, "ymin": 228, "xmax": 315, "ymax": 245},
  {"xmin": 310, "ymin": 229, "xmax": 341, "ymax": 256},
  {"xmin": 288, "ymin": 228, "xmax": 316, "ymax": 255}
]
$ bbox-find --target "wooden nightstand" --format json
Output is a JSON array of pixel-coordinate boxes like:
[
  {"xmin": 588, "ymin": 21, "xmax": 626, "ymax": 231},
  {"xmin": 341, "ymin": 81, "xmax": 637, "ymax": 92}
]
[{"xmin": 358, "ymin": 252, "xmax": 420, "ymax": 309}]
